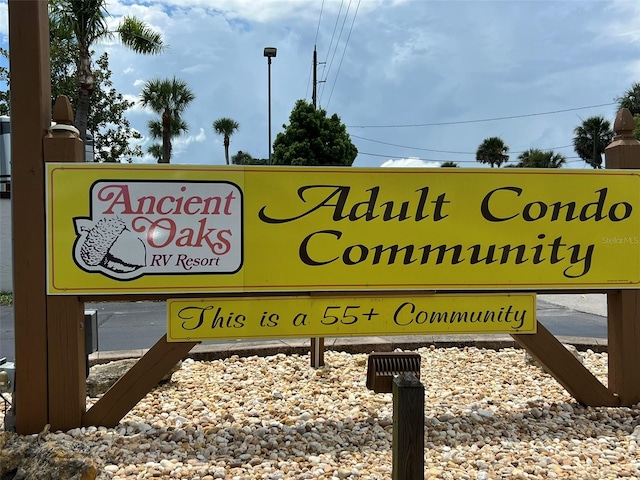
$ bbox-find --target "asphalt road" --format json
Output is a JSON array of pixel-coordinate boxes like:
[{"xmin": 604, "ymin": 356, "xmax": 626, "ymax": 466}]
[{"xmin": 0, "ymin": 294, "xmax": 608, "ymax": 363}]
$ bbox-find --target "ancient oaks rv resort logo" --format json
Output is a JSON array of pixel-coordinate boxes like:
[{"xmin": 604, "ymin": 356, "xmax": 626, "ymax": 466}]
[{"xmin": 72, "ymin": 181, "xmax": 243, "ymax": 280}]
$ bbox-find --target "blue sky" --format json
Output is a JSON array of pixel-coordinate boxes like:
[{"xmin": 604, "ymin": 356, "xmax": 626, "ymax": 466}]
[{"xmin": 1, "ymin": 0, "xmax": 639, "ymax": 168}]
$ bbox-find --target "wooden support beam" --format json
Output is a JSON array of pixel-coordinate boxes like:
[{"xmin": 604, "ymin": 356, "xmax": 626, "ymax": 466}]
[
  {"xmin": 512, "ymin": 323, "xmax": 618, "ymax": 406},
  {"xmin": 8, "ymin": 0, "xmax": 51, "ymax": 435},
  {"xmin": 607, "ymin": 291, "xmax": 640, "ymax": 405},
  {"xmin": 83, "ymin": 336, "xmax": 197, "ymax": 428},
  {"xmin": 604, "ymin": 108, "xmax": 640, "ymax": 406},
  {"xmin": 44, "ymin": 96, "xmax": 86, "ymax": 431},
  {"xmin": 46, "ymin": 296, "xmax": 86, "ymax": 429}
]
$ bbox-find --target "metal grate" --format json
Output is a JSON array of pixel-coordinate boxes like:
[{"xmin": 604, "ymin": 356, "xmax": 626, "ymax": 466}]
[{"xmin": 366, "ymin": 352, "xmax": 421, "ymax": 393}]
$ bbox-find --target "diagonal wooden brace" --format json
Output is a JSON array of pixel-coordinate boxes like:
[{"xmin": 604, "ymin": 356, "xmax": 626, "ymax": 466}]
[
  {"xmin": 512, "ymin": 323, "xmax": 618, "ymax": 407},
  {"xmin": 83, "ymin": 336, "xmax": 198, "ymax": 427}
]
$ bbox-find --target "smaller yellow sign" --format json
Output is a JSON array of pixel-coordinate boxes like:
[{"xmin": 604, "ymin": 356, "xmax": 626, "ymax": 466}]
[{"xmin": 167, "ymin": 293, "xmax": 536, "ymax": 341}]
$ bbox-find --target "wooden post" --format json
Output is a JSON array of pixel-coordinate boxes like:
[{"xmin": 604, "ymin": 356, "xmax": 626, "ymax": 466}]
[
  {"xmin": 392, "ymin": 372, "xmax": 424, "ymax": 480},
  {"xmin": 604, "ymin": 108, "xmax": 640, "ymax": 406},
  {"xmin": 310, "ymin": 337, "xmax": 324, "ymax": 367},
  {"xmin": 44, "ymin": 97, "xmax": 86, "ymax": 430},
  {"xmin": 8, "ymin": 0, "xmax": 51, "ymax": 435}
]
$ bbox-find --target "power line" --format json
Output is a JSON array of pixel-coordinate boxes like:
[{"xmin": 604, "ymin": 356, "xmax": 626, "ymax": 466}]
[
  {"xmin": 320, "ymin": 0, "xmax": 344, "ymax": 86},
  {"xmin": 325, "ymin": 0, "xmax": 361, "ymax": 110},
  {"xmin": 350, "ymin": 134, "xmax": 574, "ymax": 155},
  {"xmin": 306, "ymin": 0, "xmax": 326, "ymax": 101},
  {"xmin": 347, "ymin": 103, "xmax": 617, "ymax": 128},
  {"xmin": 319, "ymin": 0, "xmax": 351, "ymax": 105},
  {"xmin": 314, "ymin": 0, "xmax": 325, "ymax": 46}
]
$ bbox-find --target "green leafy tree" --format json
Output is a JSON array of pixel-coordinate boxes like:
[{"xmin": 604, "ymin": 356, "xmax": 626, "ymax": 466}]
[
  {"xmin": 633, "ymin": 115, "xmax": 640, "ymax": 141},
  {"xmin": 213, "ymin": 117, "xmax": 239, "ymax": 165},
  {"xmin": 516, "ymin": 148, "xmax": 566, "ymax": 168},
  {"xmin": 475, "ymin": 137, "xmax": 509, "ymax": 168},
  {"xmin": 0, "ymin": 48, "xmax": 9, "ymax": 115},
  {"xmin": 139, "ymin": 77, "xmax": 195, "ymax": 163},
  {"xmin": 272, "ymin": 99, "xmax": 357, "ymax": 166},
  {"xmin": 572, "ymin": 116, "xmax": 614, "ymax": 169},
  {"xmin": 440, "ymin": 161, "xmax": 459, "ymax": 167},
  {"xmin": 49, "ymin": 0, "xmax": 164, "ymax": 141},
  {"xmin": 0, "ymin": 42, "xmax": 141, "ymax": 162},
  {"xmin": 616, "ymin": 82, "xmax": 640, "ymax": 116},
  {"xmin": 231, "ymin": 151, "xmax": 268, "ymax": 165},
  {"xmin": 89, "ymin": 53, "xmax": 143, "ymax": 162}
]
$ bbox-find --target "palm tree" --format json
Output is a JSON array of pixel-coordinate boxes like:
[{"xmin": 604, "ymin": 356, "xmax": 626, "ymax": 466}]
[
  {"xmin": 140, "ymin": 78, "xmax": 195, "ymax": 163},
  {"xmin": 476, "ymin": 137, "xmax": 509, "ymax": 168},
  {"xmin": 617, "ymin": 82, "xmax": 640, "ymax": 116},
  {"xmin": 516, "ymin": 149, "xmax": 566, "ymax": 168},
  {"xmin": 146, "ymin": 117, "xmax": 189, "ymax": 162},
  {"xmin": 572, "ymin": 116, "xmax": 614, "ymax": 169},
  {"xmin": 49, "ymin": 0, "xmax": 165, "ymax": 141},
  {"xmin": 213, "ymin": 117, "xmax": 240, "ymax": 165},
  {"xmin": 147, "ymin": 144, "xmax": 163, "ymax": 162}
]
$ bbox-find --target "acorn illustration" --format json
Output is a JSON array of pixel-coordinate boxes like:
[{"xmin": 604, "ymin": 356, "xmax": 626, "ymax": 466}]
[{"xmin": 79, "ymin": 217, "xmax": 147, "ymax": 273}]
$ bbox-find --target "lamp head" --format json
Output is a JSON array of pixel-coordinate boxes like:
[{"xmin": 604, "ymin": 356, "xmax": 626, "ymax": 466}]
[{"xmin": 263, "ymin": 47, "xmax": 277, "ymax": 58}]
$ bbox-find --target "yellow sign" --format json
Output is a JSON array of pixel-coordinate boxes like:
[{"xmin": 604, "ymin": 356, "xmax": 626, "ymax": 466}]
[
  {"xmin": 167, "ymin": 293, "xmax": 537, "ymax": 341},
  {"xmin": 46, "ymin": 164, "xmax": 640, "ymax": 294}
]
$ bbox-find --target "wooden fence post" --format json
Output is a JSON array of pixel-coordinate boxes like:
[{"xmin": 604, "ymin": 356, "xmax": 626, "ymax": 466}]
[
  {"xmin": 8, "ymin": 0, "xmax": 51, "ymax": 435},
  {"xmin": 392, "ymin": 372, "xmax": 424, "ymax": 480},
  {"xmin": 43, "ymin": 96, "xmax": 86, "ymax": 430},
  {"xmin": 604, "ymin": 108, "xmax": 640, "ymax": 406}
]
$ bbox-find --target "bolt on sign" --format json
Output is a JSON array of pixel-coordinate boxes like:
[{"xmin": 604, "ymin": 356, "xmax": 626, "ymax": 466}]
[
  {"xmin": 166, "ymin": 293, "xmax": 536, "ymax": 341},
  {"xmin": 46, "ymin": 164, "xmax": 640, "ymax": 295}
]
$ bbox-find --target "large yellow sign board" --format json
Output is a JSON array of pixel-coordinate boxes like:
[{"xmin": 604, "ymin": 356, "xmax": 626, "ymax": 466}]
[
  {"xmin": 46, "ymin": 164, "xmax": 640, "ymax": 294},
  {"xmin": 167, "ymin": 293, "xmax": 536, "ymax": 341}
]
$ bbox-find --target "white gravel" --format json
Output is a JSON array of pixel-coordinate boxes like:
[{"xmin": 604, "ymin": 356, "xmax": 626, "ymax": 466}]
[{"xmin": 4, "ymin": 346, "xmax": 640, "ymax": 479}]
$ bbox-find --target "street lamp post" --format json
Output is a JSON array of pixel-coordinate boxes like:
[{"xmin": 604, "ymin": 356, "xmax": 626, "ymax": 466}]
[{"xmin": 264, "ymin": 47, "xmax": 277, "ymax": 164}]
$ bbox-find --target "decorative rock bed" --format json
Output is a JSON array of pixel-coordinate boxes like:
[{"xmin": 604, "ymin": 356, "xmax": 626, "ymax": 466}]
[{"xmin": 1, "ymin": 346, "xmax": 639, "ymax": 479}]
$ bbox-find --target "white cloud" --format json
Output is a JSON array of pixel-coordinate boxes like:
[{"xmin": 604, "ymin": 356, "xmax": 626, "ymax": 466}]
[
  {"xmin": 0, "ymin": 2, "xmax": 7, "ymax": 38},
  {"xmin": 381, "ymin": 158, "xmax": 440, "ymax": 168}
]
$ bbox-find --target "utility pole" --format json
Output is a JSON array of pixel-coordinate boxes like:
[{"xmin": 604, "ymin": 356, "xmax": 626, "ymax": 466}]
[
  {"xmin": 312, "ymin": 45, "xmax": 325, "ymax": 109},
  {"xmin": 310, "ymin": 45, "xmax": 325, "ymax": 367},
  {"xmin": 312, "ymin": 46, "xmax": 317, "ymax": 108}
]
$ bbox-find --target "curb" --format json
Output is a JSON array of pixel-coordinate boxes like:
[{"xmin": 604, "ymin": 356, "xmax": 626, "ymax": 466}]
[{"xmin": 88, "ymin": 335, "xmax": 608, "ymax": 366}]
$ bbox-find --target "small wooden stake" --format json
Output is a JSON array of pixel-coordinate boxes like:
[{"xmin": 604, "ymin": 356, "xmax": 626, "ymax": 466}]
[{"xmin": 392, "ymin": 372, "xmax": 424, "ymax": 480}]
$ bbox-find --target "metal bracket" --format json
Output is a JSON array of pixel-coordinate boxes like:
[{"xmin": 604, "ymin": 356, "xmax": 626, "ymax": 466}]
[{"xmin": 366, "ymin": 352, "xmax": 421, "ymax": 393}]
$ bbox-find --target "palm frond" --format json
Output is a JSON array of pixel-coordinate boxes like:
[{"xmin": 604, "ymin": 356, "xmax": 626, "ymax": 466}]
[
  {"xmin": 147, "ymin": 143, "xmax": 163, "ymax": 160},
  {"xmin": 213, "ymin": 117, "xmax": 240, "ymax": 136},
  {"xmin": 140, "ymin": 77, "xmax": 195, "ymax": 115},
  {"xmin": 148, "ymin": 118, "xmax": 189, "ymax": 138},
  {"xmin": 117, "ymin": 16, "xmax": 165, "ymax": 54}
]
